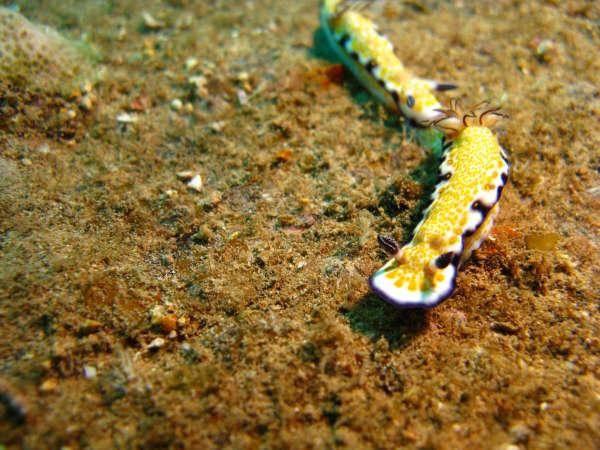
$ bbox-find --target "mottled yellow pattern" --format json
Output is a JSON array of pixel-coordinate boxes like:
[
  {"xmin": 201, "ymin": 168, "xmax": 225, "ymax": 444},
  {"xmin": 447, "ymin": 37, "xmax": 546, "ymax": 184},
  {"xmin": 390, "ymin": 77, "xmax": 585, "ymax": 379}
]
[
  {"xmin": 370, "ymin": 126, "xmax": 509, "ymax": 307},
  {"xmin": 320, "ymin": 1, "xmax": 444, "ymax": 122},
  {"xmin": 332, "ymin": 11, "xmax": 408, "ymax": 84},
  {"xmin": 413, "ymin": 127, "xmax": 504, "ymax": 245}
]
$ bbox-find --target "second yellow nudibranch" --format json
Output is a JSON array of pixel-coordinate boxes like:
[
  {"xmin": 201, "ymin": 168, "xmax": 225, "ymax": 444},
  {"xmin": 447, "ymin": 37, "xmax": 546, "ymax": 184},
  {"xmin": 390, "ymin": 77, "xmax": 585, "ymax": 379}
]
[
  {"xmin": 320, "ymin": 0, "xmax": 456, "ymax": 124},
  {"xmin": 369, "ymin": 103, "xmax": 510, "ymax": 308}
]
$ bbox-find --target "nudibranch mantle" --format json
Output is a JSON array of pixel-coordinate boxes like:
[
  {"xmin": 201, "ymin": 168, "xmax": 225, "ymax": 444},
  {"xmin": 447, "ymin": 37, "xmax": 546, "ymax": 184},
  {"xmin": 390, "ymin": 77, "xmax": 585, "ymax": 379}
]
[
  {"xmin": 320, "ymin": 0, "xmax": 455, "ymax": 123},
  {"xmin": 369, "ymin": 108, "xmax": 509, "ymax": 308}
]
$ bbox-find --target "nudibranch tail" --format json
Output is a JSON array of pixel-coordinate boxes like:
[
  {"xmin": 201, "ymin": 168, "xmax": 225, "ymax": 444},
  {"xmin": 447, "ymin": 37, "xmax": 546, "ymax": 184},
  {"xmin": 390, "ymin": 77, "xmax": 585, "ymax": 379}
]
[
  {"xmin": 370, "ymin": 103, "xmax": 509, "ymax": 308},
  {"xmin": 320, "ymin": 0, "xmax": 454, "ymax": 123},
  {"xmin": 369, "ymin": 239, "xmax": 460, "ymax": 308}
]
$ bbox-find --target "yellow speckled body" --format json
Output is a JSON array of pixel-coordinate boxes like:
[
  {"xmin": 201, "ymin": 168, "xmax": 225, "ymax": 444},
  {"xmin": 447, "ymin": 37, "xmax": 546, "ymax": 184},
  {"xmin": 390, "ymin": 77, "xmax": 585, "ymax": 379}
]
[
  {"xmin": 369, "ymin": 126, "xmax": 509, "ymax": 308},
  {"xmin": 320, "ymin": 0, "xmax": 451, "ymax": 123}
]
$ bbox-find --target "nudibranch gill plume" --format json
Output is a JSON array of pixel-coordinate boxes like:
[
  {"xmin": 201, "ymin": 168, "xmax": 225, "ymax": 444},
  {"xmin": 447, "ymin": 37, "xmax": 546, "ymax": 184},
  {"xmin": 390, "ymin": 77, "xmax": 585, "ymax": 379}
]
[{"xmin": 369, "ymin": 102, "xmax": 510, "ymax": 308}]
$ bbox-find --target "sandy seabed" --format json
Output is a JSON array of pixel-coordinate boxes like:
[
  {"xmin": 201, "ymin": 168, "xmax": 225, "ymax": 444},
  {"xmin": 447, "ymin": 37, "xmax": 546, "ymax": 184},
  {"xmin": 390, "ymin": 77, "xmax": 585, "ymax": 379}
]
[{"xmin": 0, "ymin": 1, "xmax": 598, "ymax": 448}]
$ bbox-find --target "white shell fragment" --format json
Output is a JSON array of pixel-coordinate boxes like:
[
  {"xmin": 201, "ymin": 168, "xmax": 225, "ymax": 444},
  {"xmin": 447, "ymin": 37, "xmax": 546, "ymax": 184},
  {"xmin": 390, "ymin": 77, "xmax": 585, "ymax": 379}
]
[
  {"xmin": 176, "ymin": 170, "xmax": 194, "ymax": 180},
  {"xmin": 147, "ymin": 337, "xmax": 165, "ymax": 350},
  {"xmin": 116, "ymin": 112, "xmax": 137, "ymax": 124},
  {"xmin": 142, "ymin": 11, "xmax": 164, "ymax": 30},
  {"xmin": 187, "ymin": 174, "xmax": 203, "ymax": 192}
]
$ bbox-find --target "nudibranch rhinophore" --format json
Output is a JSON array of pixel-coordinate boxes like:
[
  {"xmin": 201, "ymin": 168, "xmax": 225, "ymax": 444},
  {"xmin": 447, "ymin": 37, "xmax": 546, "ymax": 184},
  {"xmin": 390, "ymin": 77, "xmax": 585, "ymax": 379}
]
[
  {"xmin": 320, "ymin": 0, "xmax": 456, "ymax": 124},
  {"xmin": 369, "ymin": 102, "xmax": 510, "ymax": 308}
]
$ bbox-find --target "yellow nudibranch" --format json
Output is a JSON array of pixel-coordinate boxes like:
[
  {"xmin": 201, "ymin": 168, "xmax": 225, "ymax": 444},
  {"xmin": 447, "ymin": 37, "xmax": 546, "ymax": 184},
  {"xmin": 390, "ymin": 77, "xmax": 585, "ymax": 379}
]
[
  {"xmin": 369, "ymin": 103, "xmax": 510, "ymax": 308},
  {"xmin": 320, "ymin": 0, "xmax": 456, "ymax": 124}
]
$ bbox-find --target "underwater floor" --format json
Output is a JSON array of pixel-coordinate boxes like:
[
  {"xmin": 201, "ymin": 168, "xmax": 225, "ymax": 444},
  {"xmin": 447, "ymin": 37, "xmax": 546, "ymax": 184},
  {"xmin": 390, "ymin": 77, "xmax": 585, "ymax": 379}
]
[{"xmin": 0, "ymin": 0, "xmax": 598, "ymax": 448}]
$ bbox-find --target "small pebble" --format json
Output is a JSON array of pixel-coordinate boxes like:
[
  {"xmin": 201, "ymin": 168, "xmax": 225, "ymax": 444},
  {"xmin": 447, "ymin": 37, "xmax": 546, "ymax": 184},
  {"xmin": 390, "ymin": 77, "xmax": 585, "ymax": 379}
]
[
  {"xmin": 81, "ymin": 80, "xmax": 93, "ymax": 94},
  {"xmin": 142, "ymin": 11, "xmax": 164, "ymax": 30},
  {"xmin": 129, "ymin": 94, "xmax": 152, "ymax": 112},
  {"xmin": 185, "ymin": 57, "xmax": 198, "ymax": 70},
  {"xmin": 116, "ymin": 112, "xmax": 137, "ymax": 124},
  {"xmin": 181, "ymin": 343, "xmax": 192, "ymax": 353},
  {"xmin": 83, "ymin": 365, "xmax": 97, "ymax": 379},
  {"xmin": 40, "ymin": 378, "xmax": 58, "ymax": 392},
  {"xmin": 170, "ymin": 98, "xmax": 183, "ymax": 111},
  {"xmin": 510, "ymin": 423, "xmax": 531, "ymax": 444},
  {"xmin": 188, "ymin": 75, "xmax": 208, "ymax": 97},
  {"xmin": 149, "ymin": 305, "xmax": 166, "ymax": 325},
  {"xmin": 79, "ymin": 94, "xmax": 94, "ymax": 111},
  {"xmin": 176, "ymin": 170, "xmax": 194, "ymax": 181},
  {"xmin": 149, "ymin": 305, "xmax": 178, "ymax": 333},
  {"xmin": 160, "ymin": 315, "xmax": 178, "ymax": 333},
  {"xmin": 531, "ymin": 38, "xmax": 557, "ymax": 63},
  {"xmin": 180, "ymin": 343, "xmax": 199, "ymax": 363},
  {"xmin": 79, "ymin": 319, "xmax": 102, "ymax": 336},
  {"xmin": 187, "ymin": 174, "xmax": 203, "ymax": 192},
  {"xmin": 275, "ymin": 149, "xmax": 293, "ymax": 162},
  {"xmin": 207, "ymin": 121, "xmax": 225, "ymax": 132},
  {"xmin": 237, "ymin": 89, "xmax": 248, "ymax": 105},
  {"xmin": 36, "ymin": 143, "xmax": 50, "ymax": 154}
]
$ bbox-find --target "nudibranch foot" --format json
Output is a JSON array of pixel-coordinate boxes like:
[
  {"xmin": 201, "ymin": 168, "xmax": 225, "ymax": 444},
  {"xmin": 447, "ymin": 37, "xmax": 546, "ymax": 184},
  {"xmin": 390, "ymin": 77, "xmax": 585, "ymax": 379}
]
[{"xmin": 369, "ymin": 244, "xmax": 459, "ymax": 309}]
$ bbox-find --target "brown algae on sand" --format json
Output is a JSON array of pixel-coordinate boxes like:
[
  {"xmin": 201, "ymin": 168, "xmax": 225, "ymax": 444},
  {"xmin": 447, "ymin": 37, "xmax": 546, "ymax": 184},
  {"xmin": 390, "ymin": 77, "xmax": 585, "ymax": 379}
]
[
  {"xmin": 0, "ymin": 7, "xmax": 98, "ymax": 95},
  {"xmin": 0, "ymin": 1, "xmax": 599, "ymax": 449},
  {"xmin": 0, "ymin": 7, "xmax": 100, "ymax": 138}
]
